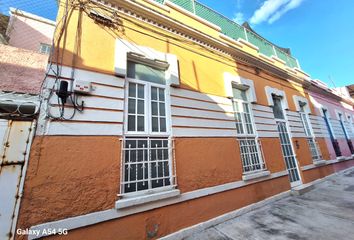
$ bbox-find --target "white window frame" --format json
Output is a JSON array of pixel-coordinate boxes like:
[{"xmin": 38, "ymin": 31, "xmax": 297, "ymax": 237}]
[
  {"xmin": 115, "ymin": 39, "xmax": 180, "ymax": 86},
  {"xmin": 346, "ymin": 114, "xmax": 354, "ymax": 138},
  {"xmin": 231, "ymin": 83, "xmax": 266, "ymax": 175},
  {"xmin": 232, "ymin": 87, "xmax": 257, "ymax": 137},
  {"xmin": 120, "ymin": 48, "xmax": 177, "ymax": 201},
  {"xmin": 297, "ymin": 100, "xmax": 322, "ymax": 162},
  {"xmin": 267, "ymin": 89, "xmax": 302, "ymax": 187},
  {"xmin": 39, "ymin": 43, "xmax": 51, "ymax": 54},
  {"xmin": 119, "ymin": 137, "xmax": 176, "ymax": 199},
  {"xmin": 124, "ymin": 77, "xmax": 171, "ymax": 137},
  {"xmin": 322, "ymin": 107, "xmax": 336, "ymax": 139}
]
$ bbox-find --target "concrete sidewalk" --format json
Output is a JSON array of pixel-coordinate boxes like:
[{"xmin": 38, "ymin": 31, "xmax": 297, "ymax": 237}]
[{"xmin": 185, "ymin": 168, "xmax": 354, "ymax": 240}]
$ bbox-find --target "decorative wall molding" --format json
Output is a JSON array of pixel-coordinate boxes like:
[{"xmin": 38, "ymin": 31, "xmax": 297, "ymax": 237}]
[{"xmin": 265, "ymin": 86, "xmax": 289, "ymax": 109}]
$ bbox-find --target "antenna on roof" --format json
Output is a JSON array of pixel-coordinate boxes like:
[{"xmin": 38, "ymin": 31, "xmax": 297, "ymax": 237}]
[{"xmin": 328, "ymin": 75, "xmax": 337, "ymax": 88}]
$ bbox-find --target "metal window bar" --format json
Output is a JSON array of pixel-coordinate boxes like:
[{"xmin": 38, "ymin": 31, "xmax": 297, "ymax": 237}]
[
  {"xmin": 237, "ymin": 137, "xmax": 266, "ymax": 174},
  {"xmin": 299, "ymin": 112, "xmax": 322, "ymax": 162},
  {"xmin": 232, "ymin": 100, "xmax": 254, "ymax": 135},
  {"xmin": 276, "ymin": 121, "xmax": 300, "ymax": 183},
  {"xmin": 120, "ymin": 137, "xmax": 176, "ymax": 195},
  {"xmin": 307, "ymin": 137, "xmax": 322, "ymax": 161}
]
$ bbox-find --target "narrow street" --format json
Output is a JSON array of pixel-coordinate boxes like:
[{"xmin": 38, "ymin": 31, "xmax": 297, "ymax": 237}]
[{"xmin": 186, "ymin": 168, "xmax": 354, "ymax": 240}]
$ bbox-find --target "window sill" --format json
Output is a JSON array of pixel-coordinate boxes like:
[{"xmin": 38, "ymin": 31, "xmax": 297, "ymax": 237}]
[
  {"xmin": 314, "ymin": 160, "xmax": 327, "ymax": 166},
  {"xmin": 242, "ymin": 170, "xmax": 271, "ymax": 181},
  {"xmin": 336, "ymin": 156, "xmax": 346, "ymax": 162},
  {"xmin": 115, "ymin": 189, "xmax": 180, "ymax": 209}
]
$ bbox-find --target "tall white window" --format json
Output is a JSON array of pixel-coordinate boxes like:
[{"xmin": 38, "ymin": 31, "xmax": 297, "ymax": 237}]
[
  {"xmin": 339, "ymin": 113, "xmax": 354, "ymax": 154},
  {"xmin": 272, "ymin": 95, "xmax": 301, "ymax": 185},
  {"xmin": 322, "ymin": 108, "xmax": 342, "ymax": 157},
  {"xmin": 298, "ymin": 102, "xmax": 322, "ymax": 161},
  {"xmin": 122, "ymin": 59, "xmax": 176, "ymax": 196},
  {"xmin": 232, "ymin": 86, "xmax": 265, "ymax": 174}
]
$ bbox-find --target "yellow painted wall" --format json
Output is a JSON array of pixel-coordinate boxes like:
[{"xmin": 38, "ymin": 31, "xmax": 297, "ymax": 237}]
[{"xmin": 54, "ymin": 0, "xmax": 310, "ymax": 104}]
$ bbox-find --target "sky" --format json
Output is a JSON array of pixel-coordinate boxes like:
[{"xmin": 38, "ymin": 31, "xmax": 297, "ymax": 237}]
[
  {"xmin": 198, "ymin": 0, "xmax": 354, "ymax": 87},
  {"xmin": 0, "ymin": 0, "xmax": 353, "ymax": 87}
]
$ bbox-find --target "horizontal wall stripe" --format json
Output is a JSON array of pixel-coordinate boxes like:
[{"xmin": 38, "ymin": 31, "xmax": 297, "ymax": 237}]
[
  {"xmin": 91, "ymin": 82, "xmax": 124, "ymax": 89},
  {"xmin": 252, "ymin": 110, "xmax": 274, "ymax": 119},
  {"xmin": 253, "ymin": 117, "xmax": 276, "ymax": 125},
  {"xmin": 172, "ymin": 127, "xmax": 236, "ymax": 137},
  {"xmin": 45, "ymin": 77, "xmax": 125, "ymax": 100},
  {"xmin": 255, "ymin": 124, "xmax": 278, "ymax": 131},
  {"xmin": 46, "ymin": 122, "xmax": 123, "ymax": 135},
  {"xmin": 48, "ymin": 107, "xmax": 124, "ymax": 123},
  {"xmin": 258, "ymin": 131, "xmax": 279, "ymax": 138},
  {"xmin": 288, "ymin": 121, "xmax": 304, "ymax": 128},
  {"xmin": 48, "ymin": 64, "xmax": 125, "ymax": 88},
  {"xmin": 172, "ymin": 117, "xmax": 236, "ymax": 129},
  {"xmin": 49, "ymin": 96, "xmax": 124, "ymax": 111},
  {"xmin": 252, "ymin": 104, "xmax": 273, "ymax": 113},
  {"xmin": 286, "ymin": 111, "xmax": 300, "ymax": 117},
  {"xmin": 50, "ymin": 105, "xmax": 123, "ymax": 113},
  {"xmin": 171, "ymin": 106, "xmax": 234, "ymax": 121},
  {"xmin": 171, "ymin": 96, "xmax": 233, "ymax": 112},
  {"xmin": 286, "ymin": 116, "xmax": 301, "ymax": 123},
  {"xmin": 291, "ymin": 133, "xmax": 307, "ymax": 138},
  {"xmin": 170, "ymin": 88, "xmax": 231, "ymax": 106}
]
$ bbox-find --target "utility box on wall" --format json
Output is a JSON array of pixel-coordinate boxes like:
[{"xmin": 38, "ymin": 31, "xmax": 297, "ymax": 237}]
[{"xmin": 73, "ymin": 80, "xmax": 92, "ymax": 94}]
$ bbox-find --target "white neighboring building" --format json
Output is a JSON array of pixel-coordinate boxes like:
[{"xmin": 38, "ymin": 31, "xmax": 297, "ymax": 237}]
[{"xmin": 6, "ymin": 7, "xmax": 55, "ymax": 54}]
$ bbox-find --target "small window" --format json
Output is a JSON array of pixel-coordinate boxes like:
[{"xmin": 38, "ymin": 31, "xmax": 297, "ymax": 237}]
[
  {"xmin": 126, "ymin": 61, "xmax": 168, "ymax": 134},
  {"xmin": 299, "ymin": 102, "xmax": 322, "ymax": 161},
  {"xmin": 39, "ymin": 43, "xmax": 51, "ymax": 54},
  {"xmin": 127, "ymin": 61, "xmax": 165, "ymax": 84},
  {"xmin": 272, "ymin": 96, "xmax": 284, "ymax": 119},
  {"xmin": 232, "ymin": 87, "xmax": 254, "ymax": 135},
  {"xmin": 232, "ymin": 88, "xmax": 247, "ymax": 101}
]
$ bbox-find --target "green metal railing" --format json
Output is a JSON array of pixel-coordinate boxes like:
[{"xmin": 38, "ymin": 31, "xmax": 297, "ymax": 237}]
[{"xmin": 153, "ymin": 0, "xmax": 300, "ymax": 69}]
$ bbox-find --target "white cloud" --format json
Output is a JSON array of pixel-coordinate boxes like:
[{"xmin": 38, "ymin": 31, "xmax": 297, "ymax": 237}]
[
  {"xmin": 233, "ymin": 12, "xmax": 244, "ymax": 24},
  {"xmin": 250, "ymin": 0, "xmax": 304, "ymax": 25},
  {"xmin": 236, "ymin": 0, "xmax": 243, "ymax": 9},
  {"xmin": 268, "ymin": 0, "xmax": 304, "ymax": 23}
]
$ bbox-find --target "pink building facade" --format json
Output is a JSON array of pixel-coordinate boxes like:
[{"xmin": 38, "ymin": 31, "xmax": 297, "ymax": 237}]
[
  {"xmin": 6, "ymin": 8, "xmax": 55, "ymax": 54},
  {"xmin": 309, "ymin": 81, "xmax": 354, "ymax": 160}
]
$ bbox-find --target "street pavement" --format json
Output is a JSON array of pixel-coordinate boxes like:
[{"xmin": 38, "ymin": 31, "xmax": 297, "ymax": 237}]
[{"xmin": 185, "ymin": 167, "xmax": 354, "ymax": 240}]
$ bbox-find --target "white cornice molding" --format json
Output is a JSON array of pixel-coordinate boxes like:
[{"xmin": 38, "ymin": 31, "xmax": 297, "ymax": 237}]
[{"xmin": 98, "ymin": 0, "xmax": 351, "ymax": 106}]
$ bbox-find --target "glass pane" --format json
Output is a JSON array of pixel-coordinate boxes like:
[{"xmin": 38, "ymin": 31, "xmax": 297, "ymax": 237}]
[
  {"xmin": 243, "ymin": 103, "xmax": 250, "ymax": 113},
  {"xmin": 137, "ymin": 116, "xmax": 144, "ymax": 131},
  {"xmin": 151, "ymin": 102, "xmax": 158, "ymax": 116},
  {"xmin": 128, "ymin": 99, "xmax": 136, "ymax": 114},
  {"xmin": 138, "ymin": 85, "xmax": 144, "ymax": 98},
  {"xmin": 127, "ymin": 61, "xmax": 165, "ymax": 84},
  {"xmin": 232, "ymin": 88, "xmax": 247, "ymax": 101},
  {"xmin": 272, "ymin": 97, "xmax": 284, "ymax": 119},
  {"xmin": 151, "ymin": 87, "xmax": 158, "ymax": 100},
  {"xmin": 233, "ymin": 101, "xmax": 241, "ymax": 112},
  {"xmin": 159, "ymin": 88, "xmax": 165, "ymax": 101},
  {"xmin": 137, "ymin": 100, "xmax": 144, "ymax": 114},
  {"xmin": 128, "ymin": 83, "xmax": 136, "ymax": 97},
  {"xmin": 128, "ymin": 115, "xmax": 136, "ymax": 131},
  {"xmin": 152, "ymin": 117, "xmax": 159, "ymax": 132},
  {"xmin": 159, "ymin": 103, "xmax": 166, "ymax": 116},
  {"xmin": 160, "ymin": 118, "xmax": 166, "ymax": 132}
]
